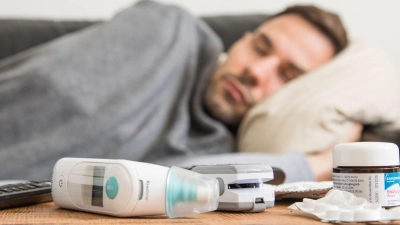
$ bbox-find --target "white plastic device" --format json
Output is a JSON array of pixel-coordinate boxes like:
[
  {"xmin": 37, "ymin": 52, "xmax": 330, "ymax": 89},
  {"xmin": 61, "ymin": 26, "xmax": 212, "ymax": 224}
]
[
  {"xmin": 191, "ymin": 164, "xmax": 275, "ymax": 212},
  {"xmin": 51, "ymin": 158, "xmax": 219, "ymax": 218}
]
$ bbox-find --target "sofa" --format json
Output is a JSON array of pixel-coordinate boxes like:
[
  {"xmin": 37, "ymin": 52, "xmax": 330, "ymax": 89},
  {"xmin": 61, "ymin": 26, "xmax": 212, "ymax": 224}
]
[{"xmin": 1, "ymin": 14, "xmax": 399, "ymax": 149}]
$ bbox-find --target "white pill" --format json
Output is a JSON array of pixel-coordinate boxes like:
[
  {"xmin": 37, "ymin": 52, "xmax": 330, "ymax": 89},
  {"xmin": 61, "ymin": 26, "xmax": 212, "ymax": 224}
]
[
  {"xmin": 316, "ymin": 198, "xmax": 330, "ymax": 204},
  {"xmin": 340, "ymin": 211, "xmax": 354, "ymax": 222},
  {"xmin": 340, "ymin": 198, "xmax": 364, "ymax": 210},
  {"xmin": 314, "ymin": 203, "xmax": 327, "ymax": 213},
  {"xmin": 341, "ymin": 204, "xmax": 363, "ymax": 211},
  {"xmin": 348, "ymin": 197, "xmax": 367, "ymax": 206},
  {"xmin": 329, "ymin": 191, "xmax": 349, "ymax": 205},
  {"xmin": 326, "ymin": 209, "xmax": 340, "ymax": 220},
  {"xmin": 342, "ymin": 191, "xmax": 355, "ymax": 200},
  {"xmin": 302, "ymin": 198, "xmax": 315, "ymax": 209},
  {"xmin": 354, "ymin": 209, "xmax": 381, "ymax": 221},
  {"xmin": 325, "ymin": 204, "xmax": 339, "ymax": 211},
  {"xmin": 366, "ymin": 203, "xmax": 381, "ymax": 210},
  {"xmin": 325, "ymin": 189, "xmax": 340, "ymax": 198}
]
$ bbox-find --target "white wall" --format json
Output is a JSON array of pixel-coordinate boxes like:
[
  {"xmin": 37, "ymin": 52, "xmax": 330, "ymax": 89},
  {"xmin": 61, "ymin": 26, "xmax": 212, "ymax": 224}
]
[{"xmin": 0, "ymin": 0, "xmax": 399, "ymax": 71}]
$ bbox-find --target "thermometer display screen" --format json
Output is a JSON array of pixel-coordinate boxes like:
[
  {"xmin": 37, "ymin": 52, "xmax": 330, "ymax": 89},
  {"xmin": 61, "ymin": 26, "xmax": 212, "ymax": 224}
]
[
  {"xmin": 91, "ymin": 166, "xmax": 105, "ymax": 207},
  {"xmin": 66, "ymin": 162, "xmax": 132, "ymax": 212}
]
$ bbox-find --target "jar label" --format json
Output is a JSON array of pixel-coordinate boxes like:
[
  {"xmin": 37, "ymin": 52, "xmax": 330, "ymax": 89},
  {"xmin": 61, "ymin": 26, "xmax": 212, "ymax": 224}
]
[{"xmin": 332, "ymin": 172, "xmax": 400, "ymax": 206}]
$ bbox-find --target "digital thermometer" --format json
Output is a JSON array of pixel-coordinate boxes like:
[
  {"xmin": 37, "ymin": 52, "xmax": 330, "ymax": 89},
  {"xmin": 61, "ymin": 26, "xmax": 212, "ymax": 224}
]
[{"xmin": 51, "ymin": 158, "xmax": 219, "ymax": 218}]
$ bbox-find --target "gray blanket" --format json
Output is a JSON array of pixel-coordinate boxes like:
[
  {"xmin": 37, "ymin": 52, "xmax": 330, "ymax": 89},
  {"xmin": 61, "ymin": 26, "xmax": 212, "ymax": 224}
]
[{"xmin": 0, "ymin": 1, "xmax": 234, "ymax": 179}]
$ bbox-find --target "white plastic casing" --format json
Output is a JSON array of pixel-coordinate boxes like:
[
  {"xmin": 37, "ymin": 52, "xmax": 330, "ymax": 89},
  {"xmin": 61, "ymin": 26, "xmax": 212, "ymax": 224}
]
[
  {"xmin": 52, "ymin": 158, "xmax": 169, "ymax": 217},
  {"xmin": 192, "ymin": 164, "xmax": 274, "ymax": 212},
  {"xmin": 216, "ymin": 166, "xmax": 274, "ymax": 205},
  {"xmin": 333, "ymin": 142, "xmax": 399, "ymax": 167}
]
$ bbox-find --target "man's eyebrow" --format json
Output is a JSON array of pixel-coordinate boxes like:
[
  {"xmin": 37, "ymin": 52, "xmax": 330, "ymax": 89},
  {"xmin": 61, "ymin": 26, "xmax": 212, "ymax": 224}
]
[
  {"xmin": 258, "ymin": 33, "xmax": 273, "ymax": 48},
  {"xmin": 259, "ymin": 33, "xmax": 305, "ymax": 76}
]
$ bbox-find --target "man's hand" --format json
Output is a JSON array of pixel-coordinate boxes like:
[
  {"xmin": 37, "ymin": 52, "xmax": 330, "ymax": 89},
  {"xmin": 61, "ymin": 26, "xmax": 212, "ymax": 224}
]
[{"xmin": 307, "ymin": 123, "xmax": 363, "ymax": 181}]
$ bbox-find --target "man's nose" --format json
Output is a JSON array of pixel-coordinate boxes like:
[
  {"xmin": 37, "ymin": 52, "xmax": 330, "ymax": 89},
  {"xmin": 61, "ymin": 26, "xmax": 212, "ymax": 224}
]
[{"xmin": 245, "ymin": 55, "xmax": 281, "ymax": 87}]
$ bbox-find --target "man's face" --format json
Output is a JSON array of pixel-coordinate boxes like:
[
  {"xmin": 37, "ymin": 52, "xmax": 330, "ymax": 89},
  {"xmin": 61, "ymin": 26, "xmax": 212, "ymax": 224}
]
[{"xmin": 204, "ymin": 14, "xmax": 335, "ymax": 127}]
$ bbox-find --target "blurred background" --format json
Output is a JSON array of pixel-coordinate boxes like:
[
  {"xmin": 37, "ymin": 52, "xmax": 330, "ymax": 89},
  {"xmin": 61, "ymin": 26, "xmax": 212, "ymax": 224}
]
[{"xmin": 0, "ymin": 0, "xmax": 399, "ymax": 71}]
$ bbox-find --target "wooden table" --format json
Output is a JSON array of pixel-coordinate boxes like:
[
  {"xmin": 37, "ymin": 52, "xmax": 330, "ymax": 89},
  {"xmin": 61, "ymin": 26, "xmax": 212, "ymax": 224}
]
[
  {"xmin": 0, "ymin": 201, "xmax": 297, "ymax": 224},
  {"xmin": 2, "ymin": 201, "xmax": 399, "ymax": 225}
]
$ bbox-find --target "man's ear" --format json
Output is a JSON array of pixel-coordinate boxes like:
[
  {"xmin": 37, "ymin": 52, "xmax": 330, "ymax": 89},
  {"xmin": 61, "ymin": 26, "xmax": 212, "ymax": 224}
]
[{"xmin": 217, "ymin": 53, "xmax": 228, "ymax": 65}]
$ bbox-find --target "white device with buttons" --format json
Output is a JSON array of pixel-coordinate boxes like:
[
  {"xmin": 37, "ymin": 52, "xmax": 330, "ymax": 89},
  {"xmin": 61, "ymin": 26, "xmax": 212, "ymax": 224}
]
[
  {"xmin": 52, "ymin": 158, "xmax": 219, "ymax": 218},
  {"xmin": 190, "ymin": 164, "xmax": 275, "ymax": 212}
]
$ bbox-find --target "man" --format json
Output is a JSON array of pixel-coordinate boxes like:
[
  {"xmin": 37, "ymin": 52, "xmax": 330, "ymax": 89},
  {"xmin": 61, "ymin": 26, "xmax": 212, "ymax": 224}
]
[
  {"xmin": 0, "ymin": 1, "xmax": 351, "ymax": 182},
  {"xmin": 195, "ymin": 5, "xmax": 356, "ymax": 182},
  {"xmin": 204, "ymin": 6, "xmax": 347, "ymax": 129}
]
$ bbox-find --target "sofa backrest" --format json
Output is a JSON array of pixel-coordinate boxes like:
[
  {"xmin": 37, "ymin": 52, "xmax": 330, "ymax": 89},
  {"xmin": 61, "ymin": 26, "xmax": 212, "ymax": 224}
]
[{"xmin": 0, "ymin": 15, "xmax": 269, "ymax": 61}]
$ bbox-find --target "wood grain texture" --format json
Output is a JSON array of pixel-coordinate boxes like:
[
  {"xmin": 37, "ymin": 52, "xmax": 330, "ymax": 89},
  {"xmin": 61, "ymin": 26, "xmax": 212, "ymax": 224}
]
[{"xmin": 1, "ymin": 201, "xmax": 399, "ymax": 225}]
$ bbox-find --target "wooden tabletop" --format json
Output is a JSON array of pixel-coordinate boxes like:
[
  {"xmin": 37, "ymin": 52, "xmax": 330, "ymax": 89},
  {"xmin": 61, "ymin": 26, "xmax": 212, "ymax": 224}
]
[{"xmin": 1, "ymin": 201, "xmax": 399, "ymax": 225}]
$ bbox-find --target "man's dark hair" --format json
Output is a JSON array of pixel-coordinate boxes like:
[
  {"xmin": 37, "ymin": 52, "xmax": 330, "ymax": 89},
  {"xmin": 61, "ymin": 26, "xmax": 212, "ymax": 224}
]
[{"xmin": 275, "ymin": 5, "xmax": 348, "ymax": 54}]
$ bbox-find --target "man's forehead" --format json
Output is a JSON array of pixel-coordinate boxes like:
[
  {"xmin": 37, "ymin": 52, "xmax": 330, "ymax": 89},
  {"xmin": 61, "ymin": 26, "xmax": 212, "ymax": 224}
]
[
  {"xmin": 254, "ymin": 14, "xmax": 334, "ymax": 72},
  {"xmin": 255, "ymin": 14, "xmax": 312, "ymax": 33}
]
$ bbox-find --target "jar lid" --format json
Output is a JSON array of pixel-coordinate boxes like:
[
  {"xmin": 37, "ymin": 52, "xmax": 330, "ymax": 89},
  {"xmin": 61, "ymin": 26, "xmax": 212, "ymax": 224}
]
[{"xmin": 333, "ymin": 142, "xmax": 399, "ymax": 167}]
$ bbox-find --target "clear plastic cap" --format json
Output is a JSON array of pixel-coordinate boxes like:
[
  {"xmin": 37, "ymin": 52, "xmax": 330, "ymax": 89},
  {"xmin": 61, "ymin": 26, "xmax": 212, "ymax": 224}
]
[{"xmin": 165, "ymin": 166, "xmax": 219, "ymax": 218}]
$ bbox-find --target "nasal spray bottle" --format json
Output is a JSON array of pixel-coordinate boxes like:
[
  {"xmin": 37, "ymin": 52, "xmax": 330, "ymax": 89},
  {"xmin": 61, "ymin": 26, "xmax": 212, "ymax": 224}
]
[{"xmin": 51, "ymin": 158, "xmax": 219, "ymax": 218}]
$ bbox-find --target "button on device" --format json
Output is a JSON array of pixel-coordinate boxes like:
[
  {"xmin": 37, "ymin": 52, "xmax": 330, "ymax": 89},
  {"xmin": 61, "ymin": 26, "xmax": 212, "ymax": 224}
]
[
  {"xmin": 58, "ymin": 175, "xmax": 64, "ymax": 191},
  {"xmin": 105, "ymin": 176, "xmax": 119, "ymax": 200},
  {"xmin": 0, "ymin": 189, "xmax": 13, "ymax": 193},
  {"xmin": 31, "ymin": 183, "xmax": 50, "ymax": 188},
  {"xmin": 16, "ymin": 186, "xmax": 29, "ymax": 190}
]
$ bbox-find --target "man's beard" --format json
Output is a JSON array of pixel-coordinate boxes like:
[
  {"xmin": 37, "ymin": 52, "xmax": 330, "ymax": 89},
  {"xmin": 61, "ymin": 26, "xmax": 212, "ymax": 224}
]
[
  {"xmin": 222, "ymin": 73, "xmax": 255, "ymax": 106},
  {"xmin": 203, "ymin": 72, "xmax": 255, "ymax": 127}
]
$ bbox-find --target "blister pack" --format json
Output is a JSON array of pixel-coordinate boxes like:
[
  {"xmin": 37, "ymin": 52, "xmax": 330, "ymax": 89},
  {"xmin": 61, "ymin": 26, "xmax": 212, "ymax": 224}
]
[{"xmin": 290, "ymin": 189, "xmax": 400, "ymax": 223}]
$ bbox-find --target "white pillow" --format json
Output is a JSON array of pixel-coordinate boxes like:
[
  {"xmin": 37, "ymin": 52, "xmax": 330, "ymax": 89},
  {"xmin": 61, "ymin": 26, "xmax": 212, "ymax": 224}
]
[{"xmin": 238, "ymin": 39, "xmax": 400, "ymax": 154}]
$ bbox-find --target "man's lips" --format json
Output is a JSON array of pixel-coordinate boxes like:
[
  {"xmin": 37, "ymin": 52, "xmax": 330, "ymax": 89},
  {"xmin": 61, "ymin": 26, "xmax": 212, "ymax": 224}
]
[{"xmin": 225, "ymin": 78, "xmax": 247, "ymax": 104}]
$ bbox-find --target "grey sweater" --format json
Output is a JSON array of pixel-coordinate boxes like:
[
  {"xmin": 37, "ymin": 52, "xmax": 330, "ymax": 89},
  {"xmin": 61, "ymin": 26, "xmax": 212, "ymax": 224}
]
[{"xmin": 0, "ymin": 1, "xmax": 314, "ymax": 183}]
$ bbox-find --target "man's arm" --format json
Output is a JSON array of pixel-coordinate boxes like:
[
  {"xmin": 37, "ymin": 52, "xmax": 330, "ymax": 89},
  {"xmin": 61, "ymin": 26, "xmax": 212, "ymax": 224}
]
[
  {"xmin": 157, "ymin": 123, "xmax": 363, "ymax": 183},
  {"xmin": 307, "ymin": 123, "xmax": 363, "ymax": 181},
  {"xmin": 156, "ymin": 152, "xmax": 315, "ymax": 183}
]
